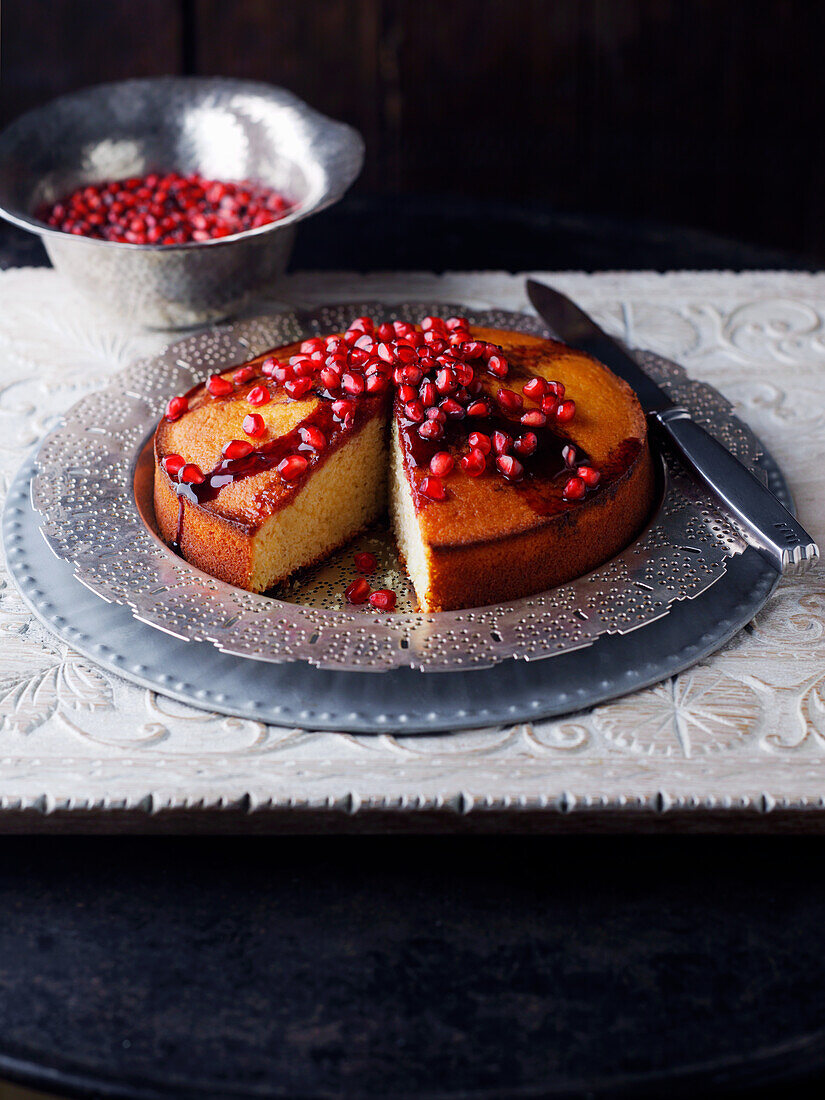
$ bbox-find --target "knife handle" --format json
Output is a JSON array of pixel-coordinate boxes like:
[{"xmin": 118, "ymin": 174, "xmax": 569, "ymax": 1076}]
[{"xmin": 654, "ymin": 408, "xmax": 820, "ymax": 575}]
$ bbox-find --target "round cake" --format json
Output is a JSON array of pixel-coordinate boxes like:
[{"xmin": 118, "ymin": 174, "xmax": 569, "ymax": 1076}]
[{"xmin": 154, "ymin": 315, "xmax": 655, "ymax": 611}]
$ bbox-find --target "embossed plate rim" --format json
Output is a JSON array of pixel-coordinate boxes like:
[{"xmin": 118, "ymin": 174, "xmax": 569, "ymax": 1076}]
[{"xmin": 29, "ymin": 302, "xmax": 761, "ymax": 672}]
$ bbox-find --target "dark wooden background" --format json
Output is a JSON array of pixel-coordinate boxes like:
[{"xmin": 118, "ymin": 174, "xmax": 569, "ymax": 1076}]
[{"xmin": 3, "ymin": 0, "xmax": 825, "ymax": 262}]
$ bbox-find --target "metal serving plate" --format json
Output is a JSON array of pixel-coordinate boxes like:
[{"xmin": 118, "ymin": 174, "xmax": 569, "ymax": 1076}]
[{"xmin": 30, "ymin": 304, "xmax": 760, "ymax": 673}]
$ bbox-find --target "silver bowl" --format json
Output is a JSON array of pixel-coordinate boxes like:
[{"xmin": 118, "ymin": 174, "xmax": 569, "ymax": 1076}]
[{"xmin": 0, "ymin": 77, "xmax": 364, "ymax": 328}]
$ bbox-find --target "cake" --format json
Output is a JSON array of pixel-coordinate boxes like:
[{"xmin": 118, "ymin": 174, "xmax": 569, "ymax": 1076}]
[{"xmin": 154, "ymin": 315, "xmax": 655, "ymax": 611}]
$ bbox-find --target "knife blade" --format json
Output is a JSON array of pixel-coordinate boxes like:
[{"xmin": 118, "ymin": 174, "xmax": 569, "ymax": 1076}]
[{"xmin": 526, "ymin": 278, "xmax": 819, "ymax": 575}]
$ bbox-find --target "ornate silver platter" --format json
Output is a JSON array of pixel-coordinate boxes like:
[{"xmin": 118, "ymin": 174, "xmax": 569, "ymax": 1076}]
[{"xmin": 31, "ymin": 303, "xmax": 759, "ymax": 673}]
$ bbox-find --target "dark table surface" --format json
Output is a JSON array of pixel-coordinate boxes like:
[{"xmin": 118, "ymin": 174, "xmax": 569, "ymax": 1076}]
[{"xmin": 0, "ymin": 199, "xmax": 822, "ymax": 1100}]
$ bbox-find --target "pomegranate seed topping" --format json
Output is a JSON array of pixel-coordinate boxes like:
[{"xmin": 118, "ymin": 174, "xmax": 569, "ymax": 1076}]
[
  {"xmin": 234, "ymin": 365, "xmax": 256, "ymax": 384},
  {"xmin": 354, "ymin": 551, "xmax": 378, "ymax": 574},
  {"xmin": 419, "ymin": 419, "xmax": 444, "ymax": 441},
  {"xmin": 468, "ymin": 431, "xmax": 491, "ymax": 455},
  {"xmin": 435, "ymin": 368, "xmax": 457, "ymax": 394},
  {"xmin": 454, "ymin": 363, "xmax": 475, "ymax": 386},
  {"xmin": 467, "ymin": 400, "xmax": 489, "ymax": 417},
  {"xmin": 461, "ymin": 340, "xmax": 485, "ymax": 359},
  {"xmin": 243, "ymin": 413, "xmax": 266, "ymax": 437},
  {"xmin": 326, "ymin": 336, "xmax": 347, "ymax": 354},
  {"xmin": 520, "ymin": 410, "xmax": 547, "ymax": 427},
  {"xmin": 285, "ymin": 377, "xmax": 313, "ymax": 399},
  {"xmin": 165, "ymin": 395, "xmax": 188, "ymax": 421},
  {"xmin": 563, "ymin": 476, "xmax": 586, "ymax": 500},
  {"xmin": 277, "ymin": 454, "xmax": 309, "ymax": 481},
  {"xmin": 429, "ymin": 451, "xmax": 455, "ymax": 476},
  {"xmin": 420, "ymin": 381, "xmax": 438, "ymax": 407},
  {"xmin": 446, "ymin": 316, "xmax": 469, "ymax": 331},
  {"xmin": 426, "ymin": 407, "xmax": 447, "ymax": 422},
  {"xmin": 493, "ymin": 430, "xmax": 513, "ymax": 455},
  {"xmin": 300, "ymin": 338, "xmax": 324, "ymax": 355},
  {"xmin": 332, "ymin": 399, "xmax": 356, "ymax": 421},
  {"xmin": 513, "ymin": 432, "xmax": 538, "ymax": 457},
  {"xmin": 522, "ymin": 377, "xmax": 547, "ymax": 399},
  {"xmin": 299, "ymin": 425, "xmax": 327, "ymax": 451},
  {"xmin": 541, "ymin": 394, "xmax": 560, "ymax": 415},
  {"xmin": 369, "ymin": 588, "xmax": 397, "ymax": 611},
  {"xmin": 291, "ymin": 357, "xmax": 316, "ymax": 377},
  {"xmin": 376, "ymin": 342, "xmax": 396, "ymax": 364},
  {"xmin": 180, "ymin": 462, "xmax": 205, "ymax": 484},
  {"xmin": 352, "ymin": 316, "xmax": 374, "ymax": 333},
  {"xmin": 376, "ymin": 323, "xmax": 395, "ymax": 341},
  {"xmin": 398, "ymin": 384, "xmax": 417, "ymax": 404},
  {"xmin": 438, "ymin": 398, "xmax": 464, "ymax": 419},
  {"xmin": 496, "ymin": 454, "xmax": 524, "ymax": 481},
  {"xmin": 497, "ymin": 387, "xmax": 523, "ymax": 412},
  {"xmin": 349, "ymin": 347, "xmax": 370, "ymax": 367},
  {"xmin": 401, "ymin": 365, "xmax": 423, "ymax": 386},
  {"xmin": 562, "ymin": 444, "xmax": 577, "ymax": 467},
  {"xmin": 366, "ymin": 373, "xmax": 389, "ymax": 395},
  {"xmin": 345, "ymin": 577, "xmax": 371, "ymax": 604},
  {"xmin": 487, "ymin": 354, "xmax": 509, "ymax": 379},
  {"xmin": 320, "ymin": 367, "xmax": 341, "ymax": 391},
  {"xmin": 222, "ymin": 439, "xmax": 253, "ymax": 460},
  {"xmin": 272, "ymin": 364, "xmax": 295, "ymax": 383},
  {"xmin": 556, "ymin": 399, "xmax": 576, "ymax": 423},
  {"xmin": 342, "ymin": 372, "xmax": 365, "ymax": 396},
  {"xmin": 546, "ymin": 381, "xmax": 565, "ymax": 398},
  {"xmin": 460, "ymin": 448, "xmax": 487, "ymax": 477},
  {"xmin": 247, "ymin": 385, "xmax": 271, "ymax": 406},
  {"xmin": 420, "ymin": 475, "xmax": 447, "ymax": 501},
  {"xmin": 404, "ymin": 400, "xmax": 425, "ymax": 423},
  {"xmin": 207, "ymin": 374, "xmax": 234, "ymax": 397},
  {"xmin": 578, "ymin": 466, "xmax": 600, "ymax": 487},
  {"xmin": 422, "ymin": 316, "xmax": 447, "ymax": 334},
  {"xmin": 354, "ymin": 334, "xmax": 376, "ymax": 353},
  {"xmin": 162, "ymin": 453, "xmax": 185, "ymax": 476}
]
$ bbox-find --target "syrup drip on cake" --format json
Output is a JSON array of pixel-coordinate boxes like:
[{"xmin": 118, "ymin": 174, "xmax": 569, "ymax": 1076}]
[{"xmin": 160, "ymin": 315, "xmax": 637, "ymax": 553}]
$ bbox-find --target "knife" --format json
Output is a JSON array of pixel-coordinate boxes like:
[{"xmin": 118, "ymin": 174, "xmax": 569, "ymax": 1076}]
[{"xmin": 526, "ymin": 278, "xmax": 819, "ymax": 575}]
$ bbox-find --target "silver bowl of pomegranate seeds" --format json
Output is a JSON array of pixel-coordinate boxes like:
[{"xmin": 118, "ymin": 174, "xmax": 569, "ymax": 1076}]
[{"xmin": 0, "ymin": 77, "xmax": 364, "ymax": 328}]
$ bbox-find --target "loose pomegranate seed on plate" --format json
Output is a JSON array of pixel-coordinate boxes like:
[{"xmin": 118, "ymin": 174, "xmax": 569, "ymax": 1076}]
[
  {"xmin": 277, "ymin": 454, "xmax": 309, "ymax": 481},
  {"xmin": 354, "ymin": 551, "xmax": 378, "ymax": 574},
  {"xmin": 165, "ymin": 395, "xmax": 188, "ymax": 421},
  {"xmin": 206, "ymin": 374, "xmax": 234, "ymax": 397},
  {"xmin": 369, "ymin": 589, "xmax": 397, "ymax": 611},
  {"xmin": 345, "ymin": 577, "xmax": 371, "ymax": 604},
  {"xmin": 420, "ymin": 476, "xmax": 448, "ymax": 501},
  {"xmin": 247, "ymin": 385, "xmax": 271, "ymax": 406},
  {"xmin": 222, "ymin": 439, "xmax": 253, "ymax": 460},
  {"xmin": 242, "ymin": 413, "xmax": 266, "ymax": 438}
]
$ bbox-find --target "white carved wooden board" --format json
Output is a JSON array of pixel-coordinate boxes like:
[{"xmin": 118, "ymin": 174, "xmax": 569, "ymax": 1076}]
[{"xmin": 0, "ymin": 268, "xmax": 824, "ymax": 829}]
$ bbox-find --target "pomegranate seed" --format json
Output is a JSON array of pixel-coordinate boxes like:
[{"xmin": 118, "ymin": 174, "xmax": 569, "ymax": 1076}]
[
  {"xmin": 277, "ymin": 454, "xmax": 309, "ymax": 481},
  {"xmin": 541, "ymin": 394, "xmax": 559, "ymax": 415},
  {"xmin": 325, "ymin": 336, "xmax": 347, "ymax": 354},
  {"xmin": 467, "ymin": 400, "xmax": 489, "ymax": 417},
  {"xmin": 547, "ymin": 381, "xmax": 565, "ymax": 398},
  {"xmin": 419, "ymin": 419, "xmax": 444, "ymax": 441},
  {"xmin": 513, "ymin": 432, "xmax": 538, "ymax": 457},
  {"xmin": 493, "ymin": 430, "xmax": 513, "ymax": 455},
  {"xmin": 454, "ymin": 363, "xmax": 475, "ymax": 386},
  {"xmin": 243, "ymin": 413, "xmax": 266, "ymax": 438},
  {"xmin": 562, "ymin": 444, "xmax": 577, "ymax": 467},
  {"xmin": 222, "ymin": 439, "xmax": 253, "ymax": 460},
  {"xmin": 440, "ymin": 398, "xmax": 465, "ymax": 419},
  {"xmin": 342, "ymin": 372, "xmax": 365, "ymax": 396},
  {"xmin": 332, "ymin": 399, "xmax": 356, "ymax": 421},
  {"xmin": 398, "ymin": 384, "xmax": 417, "ymax": 404},
  {"xmin": 299, "ymin": 425, "xmax": 327, "ymax": 451},
  {"xmin": 349, "ymin": 347, "xmax": 370, "ymax": 367},
  {"xmin": 461, "ymin": 340, "xmax": 485, "ymax": 359},
  {"xmin": 420, "ymin": 476, "xmax": 447, "ymax": 501},
  {"xmin": 234, "ymin": 365, "xmax": 256, "ymax": 384},
  {"xmin": 320, "ymin": 367, "xmax": 341, "ymax": 391},
  {"xmin": 578, "ymin": 466, "xmax": 600, "ymax": 487},
  {"xmin": 404, "ymin": 400, "xmax": 425, "ymax": 423},
  {"xmin": 207, "ymin": 374, "xmax": 233, "ymax": 397},
  {"xmin": 468, "ymin": 431, "xmax": 491, "ymax": 454},
  {"xmin": 422, "ymin": 316, "xmax": 447, "ymax": 334},
  {"xmin": 376, "ymin": 323, "xmax": 395, "ymax": 341},
  {"xmin": 369, "ymin": 589, "xmax": 397, "ymax": 611},
  {"xmin": 429, "ymin": 451, "xmax": 455, "ymax": 476},
  {"xmin": 563, "ymin": 476, "xmax": 586, "ymax": 500},
  {"xmin": 522, "ymin": 377, "xmax": 547, "ymax": 399},
  {"xmin": 366, "ymin": 373, "xmax": 389, "ymax": 395},
  {"xmin": 165, "ymin": 395, "xmax": 188, "ymax": 421},
  {"xmin": 426, "ymin": 407, "xmax": 447, "ymax": 422},
  {"xmin": 435, "ymin": 368, "xmax": 457, "ymax": 394},
  {"xmin": 285, "ymin": 376, "xmax": 313, "ymax": 399},
  {"xmin": 352, "ymin": 316, "xmax": 374, "ymax": 333},
  {"xmin": 487, "ymin": 354, "xmax": 509, "ymax": 379},
  {"xmin": 496, "ymin": 454, "xmax": 524, "ymax": 481},
  {"xmin": 300, "ymin": 338, "xmax": 324, "ymax": 355},
  {"xmin": 345, "ymin": 577, "xmax": 371, "ymax": 604},
  {"xmin": 354, "ymin": 334, "xmax": 376, "ymax": 352},
  {"xmin": 354, "ymin": 551, "xmax": 378, "ymax": 574},
  {"xmin": 420, "ymin": 381, "xmax": 438, "ymax": 407},
  {"xmin": 291, "ymin": 357, "xmax": 316, "ymax": 377},
  {"xmin": 376, "ymin": 342, "xmax": 395, "ymax": 364},
  {"xmin": 162, "ymin": 453, "xmax": 185, "ymax": 476},
  {"xmin": 272, "ymin": 364, "xmax": 295, "ymax": 383},
  {"xmin": 556, "ymin": 399, "xmax": 576, "ymax": 423},
  {"xmin": 247, "ymin": 385, "xmax": 271, "ymax": 406},
  {"xmin": 460, "ymin": 448, "xmax": 487, "ymax": 477},
  {"xmin": 180, "ymin": 462, "xmax": 204, "ymax": 484},
  {"xmin": 521, "ymin": 410, "xmax": 547, "ymax": 427},
  {"xmin": 497, "ymin": 388, "xmax": 523, "ymax": 412},
  {"xmin": 401, "ymin": 365, "xmax": 423, "ymax": 386},
  {"xmin": 446, "ymin": 316, "xmax": 469, "ymax": 331},
  {"xmin": 394, "ymin": 344, "xmax": 418, "ymax": 364}
]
